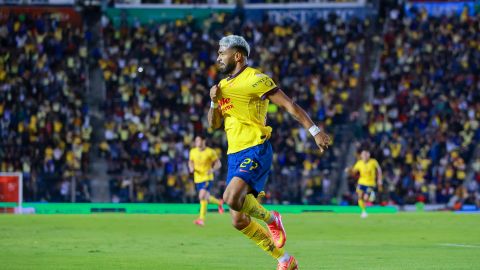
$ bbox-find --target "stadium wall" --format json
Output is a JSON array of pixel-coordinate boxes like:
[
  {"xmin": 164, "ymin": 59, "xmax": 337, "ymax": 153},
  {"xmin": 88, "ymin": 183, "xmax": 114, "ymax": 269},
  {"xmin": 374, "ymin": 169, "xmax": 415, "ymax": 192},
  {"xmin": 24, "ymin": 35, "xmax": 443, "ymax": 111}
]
[
  {"xmin": 105, "ymin": 2, "xmax": 373, "ymax": 26},
  {"xmin": 0, "ymin": 6, "xmax": 83, "ymax": 26},
  {"xmin": 104, "ymin": 7, "xmax": 233, "ymax": 26},
  {"xmin": 0, "ymin": 203, "xmax": 398, "ymax": 214},
  {"xmin": 405, "ymin": 0, "xmax": 479, "ymax": 17}
]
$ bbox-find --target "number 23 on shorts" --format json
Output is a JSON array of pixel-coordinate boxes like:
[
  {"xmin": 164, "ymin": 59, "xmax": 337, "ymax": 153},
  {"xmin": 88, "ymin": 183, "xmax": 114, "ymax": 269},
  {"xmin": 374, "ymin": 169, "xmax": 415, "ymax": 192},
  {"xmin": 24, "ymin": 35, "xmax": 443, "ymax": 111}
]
[{"xmin": 239, "ymin": 158, "xmax": 259, "ymax": 171}]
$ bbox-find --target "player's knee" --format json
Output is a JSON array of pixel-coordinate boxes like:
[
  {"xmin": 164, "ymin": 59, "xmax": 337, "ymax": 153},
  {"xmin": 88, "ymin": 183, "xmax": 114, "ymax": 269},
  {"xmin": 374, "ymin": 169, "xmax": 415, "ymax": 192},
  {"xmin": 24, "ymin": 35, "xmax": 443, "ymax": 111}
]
[
  {"xmin": 223, "ymin": 192, "xmax": 235, "ymax": 209},
  {"xmin": 223, "ymin": 191, "xmax": 243, "ymax": 211}
]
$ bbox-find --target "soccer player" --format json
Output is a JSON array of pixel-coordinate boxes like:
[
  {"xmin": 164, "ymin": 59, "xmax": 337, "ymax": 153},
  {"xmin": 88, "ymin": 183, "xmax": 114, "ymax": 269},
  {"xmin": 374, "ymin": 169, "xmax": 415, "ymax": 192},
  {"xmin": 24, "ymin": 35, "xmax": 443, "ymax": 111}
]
[
  {"xmin": 345, "ymin": 149, "xmax": 383, "ymax": 218},
  {"xmin": 208, "ymin": 35, "xmax": 331, "ymax": 270},
  {"xmin": 188, "ymin": 134, "xmax": 224, "ymax": 226}
]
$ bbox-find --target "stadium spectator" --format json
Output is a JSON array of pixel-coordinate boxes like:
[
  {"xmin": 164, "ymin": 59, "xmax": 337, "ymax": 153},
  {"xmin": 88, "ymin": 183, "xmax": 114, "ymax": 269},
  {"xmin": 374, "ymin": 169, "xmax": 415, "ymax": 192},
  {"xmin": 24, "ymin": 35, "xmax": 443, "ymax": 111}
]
[
  {"xmin": 0, "ymin": 13, "xmax": 92, "ymax": 202},
  {"xmin": 356, "ymin": 8, "xmax": 480, "ymax": 206}
]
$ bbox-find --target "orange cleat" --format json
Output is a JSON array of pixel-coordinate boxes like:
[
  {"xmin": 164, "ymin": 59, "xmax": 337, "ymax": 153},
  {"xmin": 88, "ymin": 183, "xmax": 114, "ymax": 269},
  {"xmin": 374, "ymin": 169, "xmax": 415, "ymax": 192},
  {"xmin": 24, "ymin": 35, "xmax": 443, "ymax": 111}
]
[
  {"xmin": 218, "ymin": 199, "xmax": 225, "ymax": 214},
  {"xmin": 267, "ymin": 211, "xmax": 287, "ymax": 248},
  {"xmin": 277, "ymin": 256, "xmax": 298, "ymax": 270},
  {"xmin": 194, "ymin": 219, "xmax": 204, "ymax": 226}
]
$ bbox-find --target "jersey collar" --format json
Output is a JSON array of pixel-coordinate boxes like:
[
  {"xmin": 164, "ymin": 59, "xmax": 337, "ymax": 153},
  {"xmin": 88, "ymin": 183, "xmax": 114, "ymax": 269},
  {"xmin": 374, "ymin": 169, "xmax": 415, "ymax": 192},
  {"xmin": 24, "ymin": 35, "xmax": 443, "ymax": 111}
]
[{"xmin": 227, "ymin": 65, "xmax": 248, "ymax": 81}]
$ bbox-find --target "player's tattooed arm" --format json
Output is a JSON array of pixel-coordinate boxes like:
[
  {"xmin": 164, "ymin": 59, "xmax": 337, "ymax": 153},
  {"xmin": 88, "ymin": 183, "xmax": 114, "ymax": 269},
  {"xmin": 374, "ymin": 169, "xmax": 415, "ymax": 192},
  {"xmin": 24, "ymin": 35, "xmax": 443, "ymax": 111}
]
[{"xmin": 268, "ymin": 89, "xmax": 331, "ymax": 153}]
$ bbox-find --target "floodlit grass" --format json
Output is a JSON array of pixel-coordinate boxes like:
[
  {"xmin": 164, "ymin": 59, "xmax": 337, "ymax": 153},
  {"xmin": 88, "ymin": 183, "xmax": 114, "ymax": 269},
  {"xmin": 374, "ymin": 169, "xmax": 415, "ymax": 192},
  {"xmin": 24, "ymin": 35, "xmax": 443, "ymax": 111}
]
[{"xmin": 1, "ymin": 212, "xmax": 479, "ymax": 269}]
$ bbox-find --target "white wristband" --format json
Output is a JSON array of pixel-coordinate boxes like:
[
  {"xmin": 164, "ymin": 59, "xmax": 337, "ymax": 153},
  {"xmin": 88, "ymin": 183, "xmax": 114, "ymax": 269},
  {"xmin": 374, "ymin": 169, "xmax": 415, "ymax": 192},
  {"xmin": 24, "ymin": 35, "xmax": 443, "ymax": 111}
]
[
  {"xmin": 308, "ymin": 125, "xmax": 321, "ymax": 136},
  {"xmin": 210, "ymin": 101, "xmax": 218, "ymax": 109}
]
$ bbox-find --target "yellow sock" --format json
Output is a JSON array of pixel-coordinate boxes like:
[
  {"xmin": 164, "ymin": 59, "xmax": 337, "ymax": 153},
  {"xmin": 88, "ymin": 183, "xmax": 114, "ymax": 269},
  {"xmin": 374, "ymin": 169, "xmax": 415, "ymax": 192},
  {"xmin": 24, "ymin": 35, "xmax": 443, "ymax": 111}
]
[
  {"xmin": 358, "ymin": 199, "xmax": 366, "ymax": 212},
  {"xmin": 241, "ymin": 194, "xmax": 272, "ymax": 223},
  {"xmin": 199, "ymin": 200, "xmax": 207, "ymax": 220},
  {"xmin": 209, "ymin": 196, "xmax": 220, "ymax": 205},
  {"xmin": 241, "ymin": 220, "xmax": 284, "ymax": 259}
]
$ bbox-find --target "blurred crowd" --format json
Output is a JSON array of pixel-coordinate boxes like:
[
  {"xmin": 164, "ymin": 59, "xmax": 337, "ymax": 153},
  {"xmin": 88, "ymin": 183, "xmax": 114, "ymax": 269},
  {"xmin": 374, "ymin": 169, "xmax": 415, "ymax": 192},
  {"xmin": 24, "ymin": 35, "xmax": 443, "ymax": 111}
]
[
  {"xmin": 137, "ymin": 0, "xmax": 354, "ymax": 4},
  {"xmin": 98, "ymin": 12, "xmax": 366, "ymax": 203},
  {"xmin": 3, "ymin": 6, "xmax": 479, "ymax": 208},
  {"xmin": 353, "ymin": 8, "xmax": 480, "ymax": 207},
  {"xmin": 0, "ymin": 14, "xmax": 92, "ymax": 202}
]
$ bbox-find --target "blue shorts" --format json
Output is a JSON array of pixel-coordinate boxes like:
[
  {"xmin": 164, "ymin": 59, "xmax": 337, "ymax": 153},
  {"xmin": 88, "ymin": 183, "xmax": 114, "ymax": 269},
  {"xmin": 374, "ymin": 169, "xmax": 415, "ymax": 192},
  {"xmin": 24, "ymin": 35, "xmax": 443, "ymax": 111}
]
[
  {"xmin": 196, "ymin": 181, "xmax": 213, "ymax": 192},
  {"xmin": 227, "ymin": 141, "xmax": 273, "ymax": 197},
  {"xmin": 356, "ymin": 184, "xmax": 376, "ymax": 201}
]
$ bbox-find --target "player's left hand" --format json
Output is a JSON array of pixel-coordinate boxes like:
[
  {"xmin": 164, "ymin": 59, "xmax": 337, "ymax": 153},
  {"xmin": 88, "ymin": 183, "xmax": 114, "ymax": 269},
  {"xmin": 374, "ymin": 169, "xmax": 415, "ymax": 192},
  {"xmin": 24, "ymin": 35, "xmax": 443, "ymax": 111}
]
[
  {"xmin": 210, "ymin": 84, "xmax": 220, "ymax": 103},
  {"xmin": 314, "ymin": 131, "xmax": 331, "ymax": 153}
]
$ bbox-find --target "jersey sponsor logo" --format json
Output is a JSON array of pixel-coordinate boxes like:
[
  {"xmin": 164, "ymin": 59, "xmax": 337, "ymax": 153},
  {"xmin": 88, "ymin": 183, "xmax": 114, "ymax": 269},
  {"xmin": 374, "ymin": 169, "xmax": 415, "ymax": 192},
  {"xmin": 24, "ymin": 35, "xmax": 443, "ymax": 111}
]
[
  {"xmin": 252, "ymin": 77, "xmax": 274, "ymax": 88},
  {"xmin": 218, "ymin": 97, "xmax": 231, "ymax": 106},
  {"xmin": 219, "ymin": 97, "xmax": 234, "ymax": 113},
  {"xmin": 221, "ymin": 104, "xmax": 234, "ymax": 113}
]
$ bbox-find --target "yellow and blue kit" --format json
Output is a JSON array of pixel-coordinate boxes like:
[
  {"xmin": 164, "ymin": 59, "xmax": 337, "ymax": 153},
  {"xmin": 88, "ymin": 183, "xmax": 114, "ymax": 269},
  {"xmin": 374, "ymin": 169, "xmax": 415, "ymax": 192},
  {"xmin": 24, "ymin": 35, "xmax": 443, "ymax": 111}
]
[
  {"xmin": 217, "ymin": 66, "xmax": 278, "ymax": 196},
  {"xmin": 353, "ymin": 158, "xmax": 380, "ymax": 198},
  {"xmin": 189, "ymin": 147, "xmax": 218, "ymax": 191}
]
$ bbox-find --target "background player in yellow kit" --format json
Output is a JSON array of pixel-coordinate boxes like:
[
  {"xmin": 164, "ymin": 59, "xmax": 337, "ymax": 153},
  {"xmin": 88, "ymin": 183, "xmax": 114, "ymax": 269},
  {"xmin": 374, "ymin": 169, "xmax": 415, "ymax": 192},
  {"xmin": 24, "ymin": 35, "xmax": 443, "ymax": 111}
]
[
  {"xmin": 208, "ymin": 35, "xmax": 331, "ymax": 270},
  {"xmin": 188, "ymin": 134, "xmax": 224, "ymax": 226},
  {"xmin": 345, "ymin": 149, "xmax": 383, "ymax": 218}
]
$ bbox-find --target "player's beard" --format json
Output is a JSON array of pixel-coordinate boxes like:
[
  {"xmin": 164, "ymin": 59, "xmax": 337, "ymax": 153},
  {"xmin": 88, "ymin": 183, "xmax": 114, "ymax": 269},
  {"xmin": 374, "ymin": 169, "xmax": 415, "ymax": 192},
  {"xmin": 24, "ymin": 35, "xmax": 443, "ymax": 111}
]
[{"xmin": 219, "ymin": 60, "xmax": 236, "ymax": 75}]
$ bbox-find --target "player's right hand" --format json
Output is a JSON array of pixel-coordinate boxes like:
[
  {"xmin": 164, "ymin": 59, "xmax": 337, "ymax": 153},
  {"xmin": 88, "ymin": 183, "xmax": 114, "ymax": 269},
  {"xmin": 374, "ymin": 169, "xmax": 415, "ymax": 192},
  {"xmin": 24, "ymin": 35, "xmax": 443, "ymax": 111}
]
[
  {"xmin": 210, "ymin": 85, "xmax": 220, "ymax": 102},
  {"xmin": 314, "ymin": 131, "xmax": 331, "ymax": 153}
]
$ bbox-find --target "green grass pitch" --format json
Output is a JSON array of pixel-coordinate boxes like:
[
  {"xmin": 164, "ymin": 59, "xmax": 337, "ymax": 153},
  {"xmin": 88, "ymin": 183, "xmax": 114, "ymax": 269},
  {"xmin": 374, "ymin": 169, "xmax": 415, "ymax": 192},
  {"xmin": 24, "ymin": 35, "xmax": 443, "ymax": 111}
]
[{"xmin": 1, "ymin": 212, "xmax": 479, "ymax": 269}]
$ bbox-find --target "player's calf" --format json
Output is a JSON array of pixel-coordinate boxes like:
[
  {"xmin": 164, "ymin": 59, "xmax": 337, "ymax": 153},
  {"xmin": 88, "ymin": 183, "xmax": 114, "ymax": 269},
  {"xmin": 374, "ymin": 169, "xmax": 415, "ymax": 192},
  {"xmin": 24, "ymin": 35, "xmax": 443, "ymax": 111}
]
[{"xmin": 231, "ymin": 212, "xmax": 251, "ymax": 230}]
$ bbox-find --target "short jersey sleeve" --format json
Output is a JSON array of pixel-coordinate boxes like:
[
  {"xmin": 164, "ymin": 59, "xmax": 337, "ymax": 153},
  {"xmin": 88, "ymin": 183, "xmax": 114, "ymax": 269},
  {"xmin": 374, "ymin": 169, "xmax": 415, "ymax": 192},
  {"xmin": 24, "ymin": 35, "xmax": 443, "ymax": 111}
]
[
  {"xmin": 189, "ymin": 149, "xmax": 195, "ymax": 161},
  {"xmin": 249, "ymin": 72, "xmax": 278, "ymax": 99},
  {"xmin": 209, "ymin": 148, "xmax": 218, "ymax": 162},
  {"xmin": 353, "ymin": 161, "xmax": 361, "ymax": 172}
]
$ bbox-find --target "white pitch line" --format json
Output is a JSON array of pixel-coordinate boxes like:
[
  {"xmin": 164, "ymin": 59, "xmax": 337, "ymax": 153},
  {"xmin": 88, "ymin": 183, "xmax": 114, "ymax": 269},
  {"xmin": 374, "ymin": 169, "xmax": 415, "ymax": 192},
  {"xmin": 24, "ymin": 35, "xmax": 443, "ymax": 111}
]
[{"xmin": 439, "ymin": 243, "xmax": 480, "ymax": 248}]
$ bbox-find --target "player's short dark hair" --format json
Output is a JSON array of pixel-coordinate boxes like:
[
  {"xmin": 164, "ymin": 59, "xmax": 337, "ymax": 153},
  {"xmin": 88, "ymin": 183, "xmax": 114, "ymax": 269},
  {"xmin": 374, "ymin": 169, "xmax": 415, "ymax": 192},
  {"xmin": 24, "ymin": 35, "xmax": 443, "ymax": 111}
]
[
  {"xmin": 359, "ymin": 146, "xmax": 370, "ymax": 153},
  {"xmin": 195, "ymin": 132, "xmax": 207, "ymax": 140},
  {"xmin": 232, "ymin": 45, "xmax": 249, "ymax": 57}
]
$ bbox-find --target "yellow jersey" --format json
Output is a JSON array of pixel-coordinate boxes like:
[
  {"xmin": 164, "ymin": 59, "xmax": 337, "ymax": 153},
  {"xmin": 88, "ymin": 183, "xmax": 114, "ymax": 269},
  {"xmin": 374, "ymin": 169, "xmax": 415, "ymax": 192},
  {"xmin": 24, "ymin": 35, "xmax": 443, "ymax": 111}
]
[
  {"xmin": 353, "ymin": 159, "xmax": 380, "ymax": 187},
  {"xmin": 189, "ymin": 147, "xmax": 218, "ymax": 183},
  {"xmin": 218, "ymin": 66, "xmax": 277, "ymax": 154}
]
